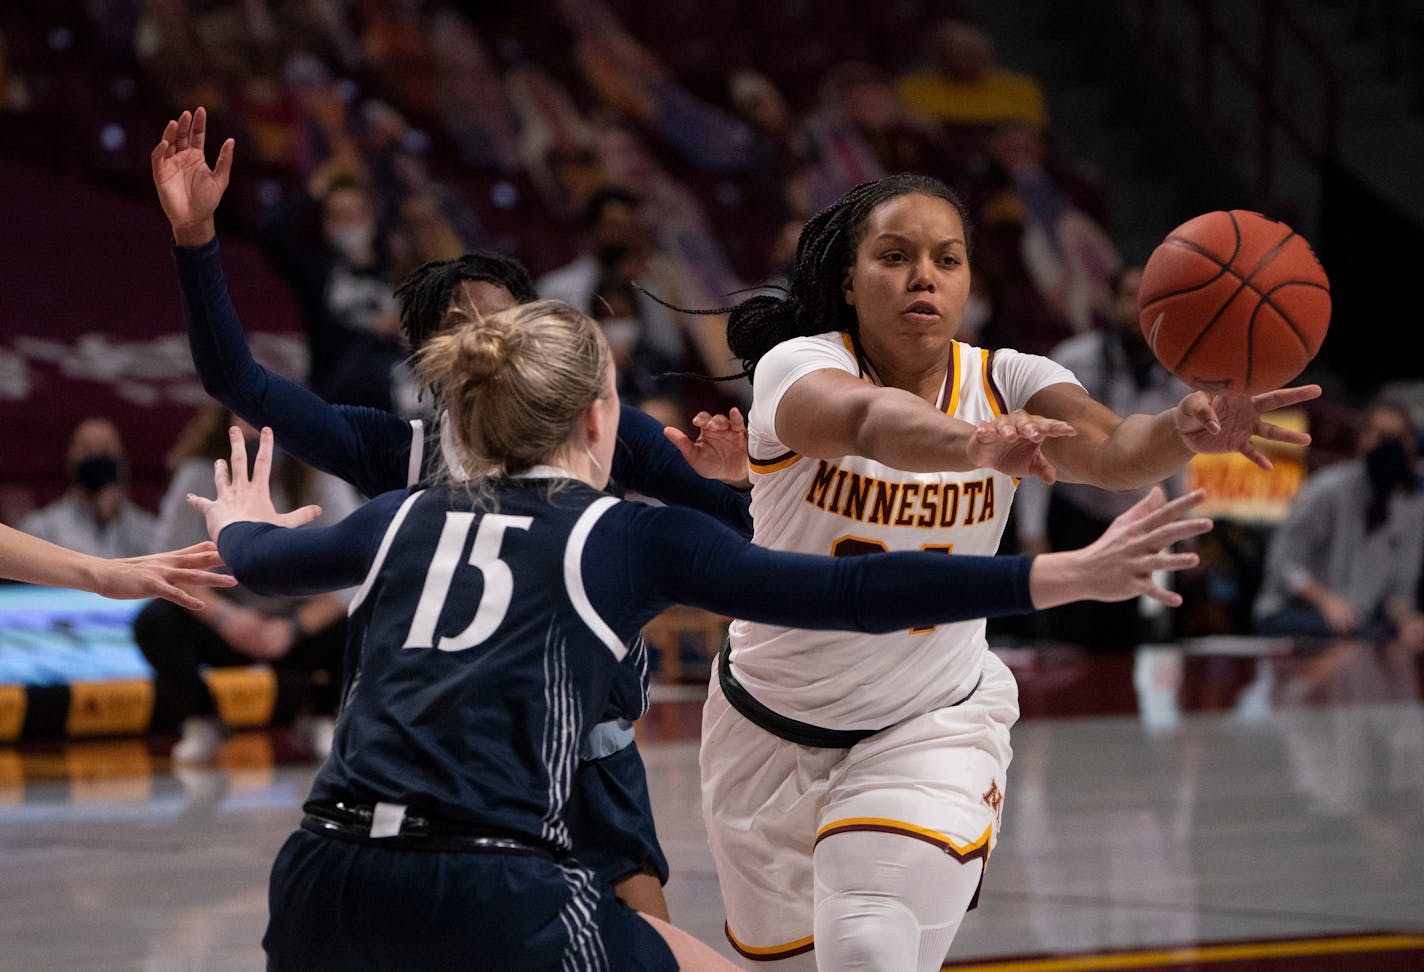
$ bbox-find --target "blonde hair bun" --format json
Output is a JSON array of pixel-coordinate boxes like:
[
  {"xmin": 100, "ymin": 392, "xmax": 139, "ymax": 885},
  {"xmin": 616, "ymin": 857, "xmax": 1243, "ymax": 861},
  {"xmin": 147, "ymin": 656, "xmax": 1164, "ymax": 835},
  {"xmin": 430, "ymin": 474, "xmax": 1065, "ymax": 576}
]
[{"xmin": 415, "ymin": 300, "xmax": 610, "ymax": 478}]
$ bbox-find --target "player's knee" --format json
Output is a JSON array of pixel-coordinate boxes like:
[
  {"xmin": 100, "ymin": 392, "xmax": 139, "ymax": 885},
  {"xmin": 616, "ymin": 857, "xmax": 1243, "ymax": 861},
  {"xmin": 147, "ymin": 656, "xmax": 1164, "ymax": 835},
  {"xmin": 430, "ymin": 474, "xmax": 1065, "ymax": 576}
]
[{"xmin": 813, "ymin": 892, "xmax": 919, "ymax": 971}]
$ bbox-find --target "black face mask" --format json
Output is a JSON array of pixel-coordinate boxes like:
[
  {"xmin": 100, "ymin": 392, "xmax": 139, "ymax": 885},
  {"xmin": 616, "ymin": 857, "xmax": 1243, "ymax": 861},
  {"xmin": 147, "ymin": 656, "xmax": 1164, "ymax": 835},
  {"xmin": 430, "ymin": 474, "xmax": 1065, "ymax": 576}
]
[
  {"xmin": 1364, "ymin": 437, "xmax": 1415, "ymax": 532},
  {"xmin": 73, "ymin": 454, "xmax": 119, "ymax": 493},
  {"xmin": 1365, "ymin": 438, "xmax": 1414, "ymax": 494}
]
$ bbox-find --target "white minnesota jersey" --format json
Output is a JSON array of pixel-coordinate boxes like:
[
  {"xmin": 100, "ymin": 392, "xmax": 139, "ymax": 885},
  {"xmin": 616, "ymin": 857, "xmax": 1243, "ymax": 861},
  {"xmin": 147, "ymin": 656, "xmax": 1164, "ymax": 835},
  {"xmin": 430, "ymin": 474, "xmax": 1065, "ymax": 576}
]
[{"xmin": 730, "ymin": 330, "xmax": 1081, "ymax": 729}]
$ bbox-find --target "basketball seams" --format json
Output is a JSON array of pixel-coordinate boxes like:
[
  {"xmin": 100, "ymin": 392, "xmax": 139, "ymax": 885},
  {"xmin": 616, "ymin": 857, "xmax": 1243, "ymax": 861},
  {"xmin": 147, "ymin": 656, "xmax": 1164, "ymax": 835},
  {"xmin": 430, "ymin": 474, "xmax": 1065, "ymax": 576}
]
[
  {"xmin": 1141, "ymin": 210, "xmax": 1329, "ymax": 393},
  {"xmin": 1168, "ymin": 226, "xmax": 1298, "ymax": 379},
  {"xmin": 1258, "ymin": 280, "xmax": 1330, "ymax": 354},
  {"xmin": 1137, "ymin": 217, "xmax": 1243, "ymax": 310}
]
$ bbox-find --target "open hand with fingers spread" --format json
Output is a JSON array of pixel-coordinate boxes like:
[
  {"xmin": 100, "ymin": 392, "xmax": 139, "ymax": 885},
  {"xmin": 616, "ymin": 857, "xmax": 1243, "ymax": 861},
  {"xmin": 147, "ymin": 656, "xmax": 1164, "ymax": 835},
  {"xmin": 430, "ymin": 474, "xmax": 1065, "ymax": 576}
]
[
  {"xmin": 187, "ymin": 427, "xmax": 323, "ymax": 541},
  {"xmin": 1173, "ymin": 385, "xmax": 1321, "ymax": 471},
  {"xmin": 151, "ymin": 105, "xmax": 234, "ymax": 247},
  {"xmin": 1029, "ymin": 487, "xmax": 1212, "ymax": 610}
]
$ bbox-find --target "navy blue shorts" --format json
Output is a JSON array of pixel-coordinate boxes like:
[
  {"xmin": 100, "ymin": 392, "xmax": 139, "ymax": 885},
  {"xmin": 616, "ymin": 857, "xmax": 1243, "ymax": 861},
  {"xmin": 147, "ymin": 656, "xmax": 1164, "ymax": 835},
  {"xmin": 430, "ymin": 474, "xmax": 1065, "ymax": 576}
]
[
  {"xmin": 264, "ymin": 828, "xmax": 677, "ymax": 971},
  {"xmin": 566, "ymin": 741, "xmax": 670, "ymax": 887}
]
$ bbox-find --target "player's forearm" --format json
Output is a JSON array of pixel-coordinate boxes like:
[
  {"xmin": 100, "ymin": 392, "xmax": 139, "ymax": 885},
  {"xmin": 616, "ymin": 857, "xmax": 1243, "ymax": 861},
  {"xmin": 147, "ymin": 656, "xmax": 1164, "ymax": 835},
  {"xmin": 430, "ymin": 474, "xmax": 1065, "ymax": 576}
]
[
  {"xmin": 1026, "ymin": 550, "xmax": 1112, "ymax": 610},
  {"xmin": 1054, "ymin": 411, "xmax": 1192, "ymax": 490},
  {"xmin": 0, "ymin": 524, "xmax": 105, "ymax": 592},
  {"xmin": 215, "ymin": 492, "xmax": 399, "ymax": 597},
  {"xmin": 175, "ymin": 237, "xmax": 263, "ymax": 409},
  {"xmin": 851, "ymin": 390, "xmax": 981, "ymax": 472},
  {"xmin": 635, "ymin": 509, "xmax": 1036, "ymax": 631}
]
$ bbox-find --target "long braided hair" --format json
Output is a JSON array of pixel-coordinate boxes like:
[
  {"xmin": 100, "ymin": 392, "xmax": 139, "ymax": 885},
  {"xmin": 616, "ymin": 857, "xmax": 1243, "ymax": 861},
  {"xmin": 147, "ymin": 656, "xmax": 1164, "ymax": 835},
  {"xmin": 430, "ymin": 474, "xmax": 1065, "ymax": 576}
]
[
  {"xmin": 726, "ymin": 174, "xmax": 972, "ymax": 378},
  {"xmin": 394, "ymin": 252, "xmax": 540, "ymax": 351}
]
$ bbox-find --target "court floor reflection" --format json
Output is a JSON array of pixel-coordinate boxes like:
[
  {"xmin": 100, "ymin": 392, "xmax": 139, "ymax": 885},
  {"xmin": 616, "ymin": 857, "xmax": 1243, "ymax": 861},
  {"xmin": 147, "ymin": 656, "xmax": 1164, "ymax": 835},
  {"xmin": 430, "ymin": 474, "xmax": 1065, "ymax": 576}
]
[{"xmin": 0, "ymin": 638, "xmax": 1419, "ymax": 970}]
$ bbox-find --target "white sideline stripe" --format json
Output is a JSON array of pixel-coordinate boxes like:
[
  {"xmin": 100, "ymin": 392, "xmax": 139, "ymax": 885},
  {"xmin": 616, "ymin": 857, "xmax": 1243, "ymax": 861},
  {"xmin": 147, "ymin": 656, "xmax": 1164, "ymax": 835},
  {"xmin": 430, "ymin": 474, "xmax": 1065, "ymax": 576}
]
[
  {"xmin": 348, "ymin": 490, "xmax": 424, "ymax": 615},
  {"xmin": 563, "ymin": 497, "xmax": 625, "ymax": 661}
]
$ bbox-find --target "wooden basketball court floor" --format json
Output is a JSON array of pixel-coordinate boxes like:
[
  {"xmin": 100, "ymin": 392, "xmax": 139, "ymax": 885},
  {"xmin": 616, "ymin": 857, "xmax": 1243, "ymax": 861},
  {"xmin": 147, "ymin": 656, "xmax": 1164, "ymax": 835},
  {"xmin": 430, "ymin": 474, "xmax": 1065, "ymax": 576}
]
[{"xmin": 1, "ymin": 638, "xmax": 1421, "ymax": 970}]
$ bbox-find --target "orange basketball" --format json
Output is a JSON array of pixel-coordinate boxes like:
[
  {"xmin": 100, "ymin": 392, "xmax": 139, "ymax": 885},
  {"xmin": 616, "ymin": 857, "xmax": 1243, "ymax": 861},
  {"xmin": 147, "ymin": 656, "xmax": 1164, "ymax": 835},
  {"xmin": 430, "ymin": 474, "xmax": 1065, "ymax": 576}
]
[{"xmin": 1138, "ymin": 210, "xmax": 1330, "ymax": 394}]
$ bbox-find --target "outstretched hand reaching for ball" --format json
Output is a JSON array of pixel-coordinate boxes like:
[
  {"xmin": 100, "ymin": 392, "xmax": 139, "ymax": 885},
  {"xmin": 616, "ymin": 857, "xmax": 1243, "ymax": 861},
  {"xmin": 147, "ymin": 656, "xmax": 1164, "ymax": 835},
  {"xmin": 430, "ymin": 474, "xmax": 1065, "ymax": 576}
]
[
  {"xmin": 1172, "ymin": 383, "xmax": 1322, "ymax": 470},
  {"xmin": 187, "ymin": 427, "xmax": 323, "ymax": 542}
]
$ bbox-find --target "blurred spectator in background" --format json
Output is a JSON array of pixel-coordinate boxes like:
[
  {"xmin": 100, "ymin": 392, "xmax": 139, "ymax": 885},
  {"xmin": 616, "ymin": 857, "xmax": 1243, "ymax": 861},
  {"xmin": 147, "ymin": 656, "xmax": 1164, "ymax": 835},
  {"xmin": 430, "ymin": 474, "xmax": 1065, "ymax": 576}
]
[
  {"xmin": 258, "ymin": 157, "xmax": 402, "ymax": 411},
  {"xmin": 1013, "ymin": 266, "xmax": 1192, "ymax": 650},
  {"xmin": 966, "ymin": 119, "xmax": 1117, "ymax": 355},
  {"xmin": 801, "ymin": 61, "xmax": 961, "ymax": 210},
  {"xmin": 727, "ymin": 68, "xmax": 816, "ymax": 218},
  {"xmin": 506, "ymin": 63, "xmax": 603, "ymax": 222},
  {"xmin": 388, "ymin": 189, "xmax": 473, "ymax": 289},
  {"xmin": 0, "ymin": 27, "xmax": 32, "ymax": 112},
  {"xmin": 593, "ymin": 123, "xmax": 744, "ymax": 309},
  {"xmin": 896, "ymin": 20, "xmax": 1048, "ymax": 132},
  {"xmin": 426, "ymin": 8, "xmax": 520, "ymax": 175},
  {"xmin": 1254, "ymin": 398, "xmax": 1424, "ymax": 649},
  {"xmin": 562, "ymin": 0, "xmax": 791, "ymax": 210},
  {"xmin": 20, "ymin": 417, "xmax": 156, "ymax": 559},
  {"xmin": 538, "ymin": 185, "xmax": 741, "ymax": 420},
  {"xmin": 977, "ymin": 120, "xmax": 1120, "ymax": 335},
  {"xmin": 133, "ymin": 406, "xmax": 360, "ymax": 764}
]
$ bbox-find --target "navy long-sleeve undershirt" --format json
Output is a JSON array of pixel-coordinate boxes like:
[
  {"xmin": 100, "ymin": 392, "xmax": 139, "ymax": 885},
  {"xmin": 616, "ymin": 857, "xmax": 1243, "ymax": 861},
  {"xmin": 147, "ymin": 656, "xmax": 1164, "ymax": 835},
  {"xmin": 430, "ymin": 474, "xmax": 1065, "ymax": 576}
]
[
  {"xmin": 175, "ymin": 239, "xmax": 754, "ymax": 536},
  {"xmin": 218, "ymin": 491, "xmax": 1035, "ymax": 639}
]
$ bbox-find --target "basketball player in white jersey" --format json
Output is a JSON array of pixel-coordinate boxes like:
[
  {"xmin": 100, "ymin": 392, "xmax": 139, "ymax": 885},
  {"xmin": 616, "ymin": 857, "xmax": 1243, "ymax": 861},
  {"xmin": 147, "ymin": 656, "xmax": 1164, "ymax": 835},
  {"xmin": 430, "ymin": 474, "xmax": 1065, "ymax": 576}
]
[{"xmin": 699, "ymin": 174, "xmax": 1321, "ymax": 970}]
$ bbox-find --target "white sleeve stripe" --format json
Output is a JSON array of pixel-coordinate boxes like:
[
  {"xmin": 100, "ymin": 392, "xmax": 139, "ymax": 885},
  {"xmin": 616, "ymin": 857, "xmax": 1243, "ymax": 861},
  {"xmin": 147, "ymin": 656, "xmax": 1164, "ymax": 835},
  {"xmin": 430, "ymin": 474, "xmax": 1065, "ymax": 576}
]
[
  {"xmin": 407, "ymin": 419, "xmax": 425, "ymax": 487},
  {"xmin": 563, "ymin": 496, "xmax": 626, "ymax": 661},
  {"xmin": 348, "ymin": 490, "xmax": 424, "ymax": 616}
]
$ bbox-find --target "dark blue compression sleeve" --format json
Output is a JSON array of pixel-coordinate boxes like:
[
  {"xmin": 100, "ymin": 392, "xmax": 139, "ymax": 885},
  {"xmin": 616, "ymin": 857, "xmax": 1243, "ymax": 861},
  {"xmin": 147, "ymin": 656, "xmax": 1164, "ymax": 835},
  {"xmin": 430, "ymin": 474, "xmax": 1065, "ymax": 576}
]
[
  {"xmin": 216, "ymin": 490, "xmax": 407, "ymax": 597},
  {"xmin": 586, "ymin": 503, "xmax": 1034, "ymax": 636},
  {"xmin": 174, "ymin": 239, "xmax": 420, "ymax": 498},
  {"xmin": 611, "ymin": 406, "xmax": 754, "ymax": 537}
]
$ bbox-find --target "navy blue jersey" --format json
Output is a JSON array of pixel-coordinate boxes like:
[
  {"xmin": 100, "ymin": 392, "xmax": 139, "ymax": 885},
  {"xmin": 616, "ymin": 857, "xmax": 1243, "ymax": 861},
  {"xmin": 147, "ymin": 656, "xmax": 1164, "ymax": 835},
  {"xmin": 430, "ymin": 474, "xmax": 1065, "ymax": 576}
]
[
  {"xmin": 177, "ymin": 238, "xmax": 749, "ymax": 727},
  {"xmin": 176, "ymin": 238, "xmax": 753, "ymax": 530},
  {"xmin": 219, "ymin": 475, "xmax": 1035, "ymax": 850}
]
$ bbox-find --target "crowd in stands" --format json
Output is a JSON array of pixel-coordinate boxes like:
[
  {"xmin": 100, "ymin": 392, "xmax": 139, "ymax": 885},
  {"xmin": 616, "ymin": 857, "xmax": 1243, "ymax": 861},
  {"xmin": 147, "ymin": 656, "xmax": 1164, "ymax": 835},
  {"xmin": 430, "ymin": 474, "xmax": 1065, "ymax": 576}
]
[
  {"xmin": 3, "ymin": 1, "xmax": 1420, "ymax": 657},
  {"xmin": 0, "ymin": 0, "xmax": 1125, "ymax": 410}
]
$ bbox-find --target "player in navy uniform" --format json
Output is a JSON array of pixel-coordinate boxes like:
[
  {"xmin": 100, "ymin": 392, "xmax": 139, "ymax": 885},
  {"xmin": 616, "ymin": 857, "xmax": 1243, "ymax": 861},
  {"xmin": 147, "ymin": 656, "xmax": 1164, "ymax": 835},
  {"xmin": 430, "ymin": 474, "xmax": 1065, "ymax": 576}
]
[
  {"xmin": 151, "ymin": 107, "xmax": 749, "ymax": 919},
  {"xmin": 192, "ymin": 299, "xmax": 1209, "ymax": 970}
]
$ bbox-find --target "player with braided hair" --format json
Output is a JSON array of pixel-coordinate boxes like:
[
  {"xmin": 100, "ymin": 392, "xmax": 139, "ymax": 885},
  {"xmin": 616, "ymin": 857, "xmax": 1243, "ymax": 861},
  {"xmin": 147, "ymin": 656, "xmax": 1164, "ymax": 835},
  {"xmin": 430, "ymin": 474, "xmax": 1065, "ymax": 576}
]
[
  {"xmin": 700, "ymin": 173, "xmax": 1321, "ymax": 970},
  {"xmin": 197, "ymin": 299, "xmax": 1208, "ymax": 970},
  {"xmin": 151, "ymin": 107, "xmax": 749, "ymax": 922},
  {"xmin": 392, "ymin": 252, "xmax": 539, "ymax": 350}
]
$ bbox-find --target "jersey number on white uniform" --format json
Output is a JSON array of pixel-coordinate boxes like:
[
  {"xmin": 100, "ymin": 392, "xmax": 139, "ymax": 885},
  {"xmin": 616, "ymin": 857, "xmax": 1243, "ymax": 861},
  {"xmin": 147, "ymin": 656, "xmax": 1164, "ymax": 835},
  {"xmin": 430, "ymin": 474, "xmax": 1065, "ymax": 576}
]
[
  {"xmin": 402, "ymin": 513, "xmax": 535, "ymax": 652},
  {"xmin": 832, "ymin": 537, "xmax": 953, "ymax": 633}
]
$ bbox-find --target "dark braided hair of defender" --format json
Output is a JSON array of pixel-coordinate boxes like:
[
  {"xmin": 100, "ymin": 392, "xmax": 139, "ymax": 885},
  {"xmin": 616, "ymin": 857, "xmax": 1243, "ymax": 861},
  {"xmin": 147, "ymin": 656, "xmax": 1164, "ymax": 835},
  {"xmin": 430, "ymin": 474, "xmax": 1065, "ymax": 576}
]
[
  {"xmin": 394, "ymin": 252, "xmax": 540, "ymax": 351},
  {"xmin": 722, "ymin": 174, "xmax": 972, "ymax": 379}
]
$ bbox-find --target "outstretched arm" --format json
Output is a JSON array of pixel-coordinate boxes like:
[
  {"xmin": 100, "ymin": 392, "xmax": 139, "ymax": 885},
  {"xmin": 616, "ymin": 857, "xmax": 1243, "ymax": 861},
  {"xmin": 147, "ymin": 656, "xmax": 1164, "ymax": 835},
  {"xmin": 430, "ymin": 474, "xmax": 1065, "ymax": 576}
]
[
  {"xmin": 1027, "ymin": 381, "xmax": 1321, "ymax": 489},
  {"xmin": 0, "ymin": 525, "xmax": 237, "ymax": 610},
  {"xmin": 777, "ymin": 367, "xmax": 1076, "ymax": 482},
  {"xmin": 214, "ymin": 497, "xmax": 400, "ymax": 598},
  {"xmin": 155, "ymin": 107, "xmax": 419, "ymax": 497},
  {"xmin": 592, "ymin": 488, "xmax": 1209, "ymax": 634}
]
